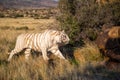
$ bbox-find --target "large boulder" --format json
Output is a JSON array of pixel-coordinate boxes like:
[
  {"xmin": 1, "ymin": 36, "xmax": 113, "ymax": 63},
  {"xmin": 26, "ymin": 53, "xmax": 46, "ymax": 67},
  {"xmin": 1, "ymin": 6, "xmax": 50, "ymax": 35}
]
[{"xmin": 95, "ymin": 26, "xmax": 120, "ymax": 69}]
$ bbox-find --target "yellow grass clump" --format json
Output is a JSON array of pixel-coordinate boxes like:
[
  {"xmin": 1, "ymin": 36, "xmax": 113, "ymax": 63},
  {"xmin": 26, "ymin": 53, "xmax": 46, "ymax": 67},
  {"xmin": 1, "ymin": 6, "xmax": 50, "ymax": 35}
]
[{"xmin": 74, "ymin": 42, "xmax": 103, "ymax": 64}]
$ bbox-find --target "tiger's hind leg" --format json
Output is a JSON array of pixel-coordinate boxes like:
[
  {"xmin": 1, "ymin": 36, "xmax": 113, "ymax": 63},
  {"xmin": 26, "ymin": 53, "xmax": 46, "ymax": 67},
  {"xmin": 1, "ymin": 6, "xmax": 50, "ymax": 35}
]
[
  {"xmin": 8, "ymin": 49, "xmax": 22, "ymax": 61},
  {"xmin": 41, "ymin": 49, "xmax": 49, "ymax": 61}
]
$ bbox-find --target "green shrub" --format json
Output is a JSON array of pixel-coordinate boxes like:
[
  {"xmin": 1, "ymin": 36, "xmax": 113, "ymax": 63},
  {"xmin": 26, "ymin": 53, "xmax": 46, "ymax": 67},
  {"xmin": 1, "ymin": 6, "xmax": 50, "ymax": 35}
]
[{"xmin": 85, "ymin": 28, "xmax": 98, "ymax": 41}]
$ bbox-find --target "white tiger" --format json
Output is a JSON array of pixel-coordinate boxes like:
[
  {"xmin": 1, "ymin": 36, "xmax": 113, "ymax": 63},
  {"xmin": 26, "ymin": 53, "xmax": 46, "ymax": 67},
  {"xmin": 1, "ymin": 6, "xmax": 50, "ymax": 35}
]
[{"xmin": 8, "ymin": 29, "xmax": 70, "ymax": 61}]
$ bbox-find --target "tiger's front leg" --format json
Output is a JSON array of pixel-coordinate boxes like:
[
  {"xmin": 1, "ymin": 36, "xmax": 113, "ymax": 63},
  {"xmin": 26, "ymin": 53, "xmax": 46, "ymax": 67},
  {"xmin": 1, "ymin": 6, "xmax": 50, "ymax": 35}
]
[
  {"xmin": 24, "ymin": 48, "xmax": 31, "ymax": 60},
  {"xmin": 41, "ymin": 49, "xmax": 49, "ymax": 61},
  {"xmin": 51, "ymin": 49, "xmax": 65, "ymax": 60}
]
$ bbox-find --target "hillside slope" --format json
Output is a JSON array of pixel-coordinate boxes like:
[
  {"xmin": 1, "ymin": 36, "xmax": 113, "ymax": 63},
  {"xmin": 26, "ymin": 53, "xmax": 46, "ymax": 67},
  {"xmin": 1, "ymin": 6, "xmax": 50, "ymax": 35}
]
[{"xmin": 0, "ymin": 0, "xmax": 58, "ymax": 9}]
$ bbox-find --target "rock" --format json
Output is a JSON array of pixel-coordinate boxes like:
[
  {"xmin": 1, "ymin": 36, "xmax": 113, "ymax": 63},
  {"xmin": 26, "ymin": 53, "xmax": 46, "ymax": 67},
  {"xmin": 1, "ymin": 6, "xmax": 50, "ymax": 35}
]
[
  {"xmin": 95, "ymin": 26, "xmax": 120, "ymax": 69},
  {"xmin": 108, "ymin": 26, "xmax": 120, "ymax": 38}
]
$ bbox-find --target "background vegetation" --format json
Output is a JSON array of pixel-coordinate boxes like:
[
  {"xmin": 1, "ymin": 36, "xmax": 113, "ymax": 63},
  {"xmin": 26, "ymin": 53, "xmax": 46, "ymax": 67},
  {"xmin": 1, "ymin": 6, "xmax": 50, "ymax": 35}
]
[
  {"xmin": 0, "ymin": 8, "xmax": 58, "ymax": 19},
  {"xmin": 58, "ymin": 0, "xmax": 120, "ymax": 44}
]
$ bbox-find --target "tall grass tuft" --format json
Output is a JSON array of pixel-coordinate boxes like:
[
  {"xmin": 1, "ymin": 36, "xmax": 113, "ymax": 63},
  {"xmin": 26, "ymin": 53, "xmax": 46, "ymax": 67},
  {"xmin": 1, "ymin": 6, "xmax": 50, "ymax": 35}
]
[{"xmin": 74, "ymin": 42, "xmax": 103, "ymax": 65}]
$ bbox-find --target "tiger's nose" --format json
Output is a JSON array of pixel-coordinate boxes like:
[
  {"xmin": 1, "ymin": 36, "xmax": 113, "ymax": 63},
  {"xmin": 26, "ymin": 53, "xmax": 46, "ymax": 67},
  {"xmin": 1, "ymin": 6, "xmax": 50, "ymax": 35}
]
[{"xmin": 65, "ymin": 40, "xmax": 69, "ymax": 44}]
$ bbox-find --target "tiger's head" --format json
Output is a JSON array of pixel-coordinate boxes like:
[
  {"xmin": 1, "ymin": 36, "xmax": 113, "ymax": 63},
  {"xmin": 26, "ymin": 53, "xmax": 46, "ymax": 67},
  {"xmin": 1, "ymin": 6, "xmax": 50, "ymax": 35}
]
[
  {"xmin": 52, "ymin": 30, "xmax": 70, "ymax": 45},
  {"xmin": 60, "ymin": 30, "xmax": 70, "ymax": 44}
]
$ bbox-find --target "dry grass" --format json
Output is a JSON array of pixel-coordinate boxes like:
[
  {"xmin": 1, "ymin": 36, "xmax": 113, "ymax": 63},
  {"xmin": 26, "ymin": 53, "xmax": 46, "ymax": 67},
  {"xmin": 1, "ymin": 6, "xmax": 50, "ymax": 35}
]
[
  {"xmin": 74, "ymin": 42, "xmax": 103, "ymax": 65},
  {"xmin": 0, "ymin": 18, "xmax": 60, "ymax": 31},
  {"xmin": 0, "ymin": 18, "xmax": 120, "ymax": 80}
]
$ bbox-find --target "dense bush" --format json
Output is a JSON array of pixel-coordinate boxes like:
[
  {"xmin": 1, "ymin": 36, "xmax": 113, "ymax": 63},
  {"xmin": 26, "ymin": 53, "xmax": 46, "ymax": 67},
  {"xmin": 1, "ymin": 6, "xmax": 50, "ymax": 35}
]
[
  {"xmin": 58, "ymin": 0, "xmax": 120, "ymax": 44},
  {"xmin": 10, "ymin": 13, "xmax": 24, "ymax": 18}
]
